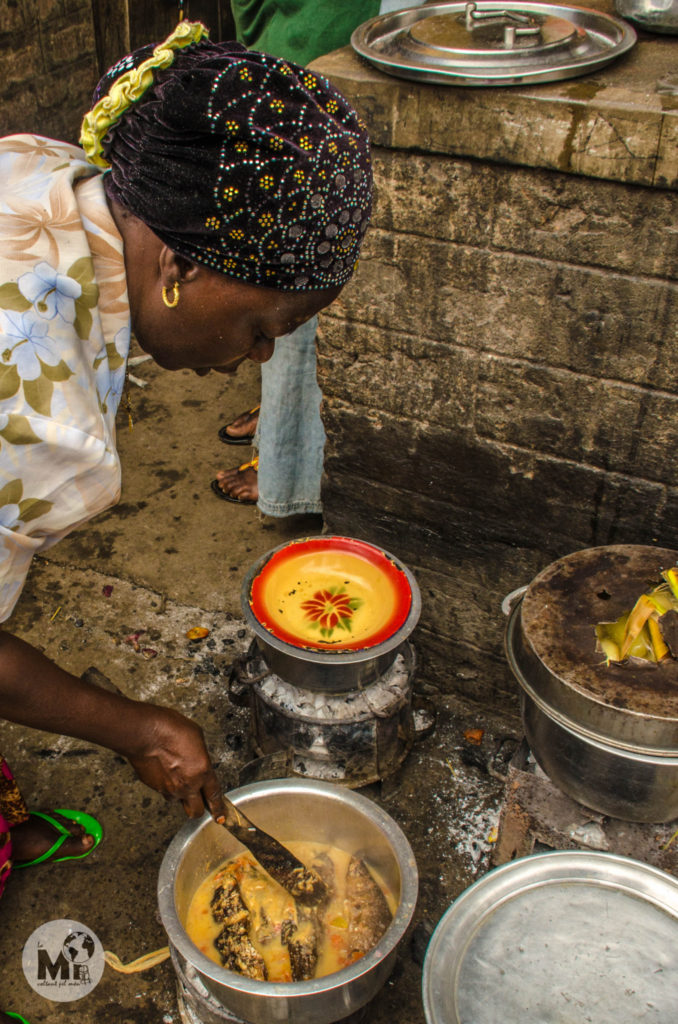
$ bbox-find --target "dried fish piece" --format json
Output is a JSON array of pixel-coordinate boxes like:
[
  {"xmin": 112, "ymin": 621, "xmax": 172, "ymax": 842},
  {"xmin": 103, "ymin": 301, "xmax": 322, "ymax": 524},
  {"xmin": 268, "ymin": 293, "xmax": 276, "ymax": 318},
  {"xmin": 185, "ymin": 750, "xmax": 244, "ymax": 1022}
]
[
  {"xmin": 281, "ymin": 911, "xmax": 318, "ymax": 981},
  {"xmin": 189, "ymin": 845, "xmax": 395, "ymax": 982},
  {"xmin": 310, "ymin": 850, "xmax": 337, "ymax": 899},
  {"xmin": 210, "ymin": 871, "xmax": 267, "ymax": 980},
  {"xmin": 235, "ymin": 854, "xmax": 319, "ymax": 982},
  {"xmin": 345, "ymin": 856, "xmax": 392, "ymax": 959}
]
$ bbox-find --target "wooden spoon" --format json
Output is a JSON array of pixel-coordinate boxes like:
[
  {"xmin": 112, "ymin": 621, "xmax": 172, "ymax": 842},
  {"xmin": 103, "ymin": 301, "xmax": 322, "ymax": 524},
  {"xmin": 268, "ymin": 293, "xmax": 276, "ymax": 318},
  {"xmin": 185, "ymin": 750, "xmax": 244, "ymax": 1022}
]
[{"xmin": 215, "ymin": 797, "xmax": 327, "ymax": 905}]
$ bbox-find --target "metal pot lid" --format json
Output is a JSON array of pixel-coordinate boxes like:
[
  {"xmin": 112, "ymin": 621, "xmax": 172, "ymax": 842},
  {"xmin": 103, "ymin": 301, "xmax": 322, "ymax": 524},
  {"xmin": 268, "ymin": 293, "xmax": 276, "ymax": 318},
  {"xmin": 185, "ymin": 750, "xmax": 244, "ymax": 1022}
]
[
  {"xmin": 351, "ymin": 1, "xmax": 637, "ymax": 86},
  {"xmin": 422, "ymin": 850, "xmax": 678, "ymax": 1024},
  {"xmin": 510, "ymin": 544, "xmax": 678, "ymax": 753}
]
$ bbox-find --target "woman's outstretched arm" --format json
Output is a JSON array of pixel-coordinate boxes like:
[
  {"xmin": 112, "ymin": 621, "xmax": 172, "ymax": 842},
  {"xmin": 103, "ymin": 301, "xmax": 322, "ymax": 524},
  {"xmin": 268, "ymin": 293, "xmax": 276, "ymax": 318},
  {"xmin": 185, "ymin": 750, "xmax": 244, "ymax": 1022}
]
[{"xmin": 0, "ymin": 629, "xmax": 224, "ymax": 818}]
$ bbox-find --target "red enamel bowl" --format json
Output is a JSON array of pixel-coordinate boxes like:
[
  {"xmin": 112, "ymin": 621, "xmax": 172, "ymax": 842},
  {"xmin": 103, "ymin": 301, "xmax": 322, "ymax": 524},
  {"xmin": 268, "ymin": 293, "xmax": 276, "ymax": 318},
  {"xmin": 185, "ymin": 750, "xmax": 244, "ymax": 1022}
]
[{"xmin": 241, "ymin": 536, "xmax": 421, "ymax": 692}]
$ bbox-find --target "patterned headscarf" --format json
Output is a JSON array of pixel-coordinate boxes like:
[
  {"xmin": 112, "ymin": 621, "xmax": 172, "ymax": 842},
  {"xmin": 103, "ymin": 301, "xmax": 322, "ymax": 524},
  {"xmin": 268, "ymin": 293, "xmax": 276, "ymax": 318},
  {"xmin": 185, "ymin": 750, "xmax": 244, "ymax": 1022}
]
[{"xmin": 81, "ymin": 21, "xmax": 372, "ymax": 292}]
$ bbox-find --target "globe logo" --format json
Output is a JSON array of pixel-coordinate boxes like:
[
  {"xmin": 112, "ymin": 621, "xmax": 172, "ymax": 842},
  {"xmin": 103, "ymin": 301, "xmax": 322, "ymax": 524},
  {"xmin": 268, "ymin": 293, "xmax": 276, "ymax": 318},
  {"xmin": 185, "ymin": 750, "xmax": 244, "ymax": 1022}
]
[
  {"xmin": 63, "ymin": 930, "xmax": 95, "ymax": 965},
  {"xmin": 23, "ymin": 918, "xmax": 104, "ymax": 1001}
]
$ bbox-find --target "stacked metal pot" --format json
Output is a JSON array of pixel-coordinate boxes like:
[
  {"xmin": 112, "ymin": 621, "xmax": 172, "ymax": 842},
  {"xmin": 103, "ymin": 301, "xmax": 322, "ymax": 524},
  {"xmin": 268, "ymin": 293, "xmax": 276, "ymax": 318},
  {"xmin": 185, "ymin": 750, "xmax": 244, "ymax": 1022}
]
[{"xmin": 504, "ymin": 544, "xmax": 678, "ymax": 823}]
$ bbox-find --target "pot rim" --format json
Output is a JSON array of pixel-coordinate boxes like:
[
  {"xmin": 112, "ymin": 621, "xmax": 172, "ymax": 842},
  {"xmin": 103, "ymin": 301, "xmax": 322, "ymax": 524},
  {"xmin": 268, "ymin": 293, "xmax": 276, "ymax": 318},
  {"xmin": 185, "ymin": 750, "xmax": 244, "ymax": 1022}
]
[
  {"xmin": 505, "ymin": 596, "xmax": 678, "ymax": 755},
  {"xmin": 158, "ymin": 778, "xmax": 419, "ymax": 999},
  {"xmin": 240, "ymin": 535, "xmax": 422, "ymax": 667}
]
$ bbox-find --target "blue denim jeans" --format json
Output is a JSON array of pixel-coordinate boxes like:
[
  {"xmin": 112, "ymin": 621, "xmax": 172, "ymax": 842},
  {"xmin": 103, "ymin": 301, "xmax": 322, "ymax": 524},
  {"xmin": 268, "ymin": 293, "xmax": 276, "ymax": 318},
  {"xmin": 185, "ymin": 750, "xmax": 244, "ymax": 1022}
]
[{"xmin": 254, "ymin": 315, "xmax": 325, "ymax": 517}]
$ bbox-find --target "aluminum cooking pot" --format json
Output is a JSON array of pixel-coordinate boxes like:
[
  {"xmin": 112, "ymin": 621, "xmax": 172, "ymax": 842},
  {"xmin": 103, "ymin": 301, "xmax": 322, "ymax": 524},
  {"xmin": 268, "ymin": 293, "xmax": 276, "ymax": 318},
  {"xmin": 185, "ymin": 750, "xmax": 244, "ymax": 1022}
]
[
  {"xmin": 504, "ymin": 544, "xmax": 678, "ymax": 823},
  {"xmin": 615, "ymin": 0, "xmax": 678, "ymax": 32},
  {"xmin": 158, "ymin": 778, "xmax": 418, "ymax": 1024}
]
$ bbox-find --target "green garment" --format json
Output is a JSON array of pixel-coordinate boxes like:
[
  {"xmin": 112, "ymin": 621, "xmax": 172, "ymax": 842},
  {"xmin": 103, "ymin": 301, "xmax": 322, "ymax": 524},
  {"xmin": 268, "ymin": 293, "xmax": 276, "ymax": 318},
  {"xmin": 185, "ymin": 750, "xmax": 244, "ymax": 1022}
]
[{"xmin": 231, "ymin": 0, "xmax": 381, "ymax": 65}]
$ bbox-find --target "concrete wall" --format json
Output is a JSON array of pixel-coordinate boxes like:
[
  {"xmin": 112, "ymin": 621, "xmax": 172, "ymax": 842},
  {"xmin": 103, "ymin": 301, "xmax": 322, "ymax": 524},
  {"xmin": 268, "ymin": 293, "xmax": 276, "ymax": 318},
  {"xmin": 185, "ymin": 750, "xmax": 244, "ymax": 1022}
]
[
  {"xmin": 0, "ymin": 1, "xmax": 235, "ymax": 144},
  {"xmin": 317, "ymin": 146, "xmax": 678, "ymax": 711},
  {"xmin": 0, "ymin": 0, "xmax": 99, "ymax": 143}
]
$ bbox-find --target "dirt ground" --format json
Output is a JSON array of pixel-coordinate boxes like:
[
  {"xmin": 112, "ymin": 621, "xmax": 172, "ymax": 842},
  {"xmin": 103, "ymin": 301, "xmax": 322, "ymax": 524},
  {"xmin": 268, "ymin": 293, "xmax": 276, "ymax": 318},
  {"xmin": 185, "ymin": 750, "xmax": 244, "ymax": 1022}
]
[{"xmin": 0, "ymin": 348, "xmax": 520, "ymax": 1024}]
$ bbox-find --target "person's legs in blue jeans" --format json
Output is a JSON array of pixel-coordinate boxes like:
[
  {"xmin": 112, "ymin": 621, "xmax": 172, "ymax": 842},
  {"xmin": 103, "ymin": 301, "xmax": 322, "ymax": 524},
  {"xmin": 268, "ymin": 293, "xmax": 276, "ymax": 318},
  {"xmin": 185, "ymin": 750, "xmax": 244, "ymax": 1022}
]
[
  {"xmin": 255, "ymin": 316, "xmax": 324, "ymax": 516},
  {"xmin": 213, "ymin": 316, "xmax": 324, "ymax": 516}
]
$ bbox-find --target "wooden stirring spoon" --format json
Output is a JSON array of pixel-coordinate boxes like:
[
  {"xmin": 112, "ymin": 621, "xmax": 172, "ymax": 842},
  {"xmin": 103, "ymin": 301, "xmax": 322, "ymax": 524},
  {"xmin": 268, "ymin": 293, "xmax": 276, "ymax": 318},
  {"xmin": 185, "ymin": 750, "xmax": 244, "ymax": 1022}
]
[{"xmin": 215, "ymin": 797, "xmax": 327, "ymax": 905}]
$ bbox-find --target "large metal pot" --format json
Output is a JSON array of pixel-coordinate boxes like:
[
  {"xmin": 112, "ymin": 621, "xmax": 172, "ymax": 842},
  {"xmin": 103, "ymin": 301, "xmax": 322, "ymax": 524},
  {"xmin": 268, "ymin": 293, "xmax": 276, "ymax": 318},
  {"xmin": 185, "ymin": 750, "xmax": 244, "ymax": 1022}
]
[
  {"xmin": 158, "ymin": 779, "xmax": 418, "ymax": 1024},
  {"xmin": 241, "ymin": 537, "xmax": 422, "ymax": 693},
  {"xmin": 504, "ymin": 545, "xmax": 678, "ymax": 823},
  {"xmin": 615, "ymin": 0, "xmax": 678, "ymax": 33}
]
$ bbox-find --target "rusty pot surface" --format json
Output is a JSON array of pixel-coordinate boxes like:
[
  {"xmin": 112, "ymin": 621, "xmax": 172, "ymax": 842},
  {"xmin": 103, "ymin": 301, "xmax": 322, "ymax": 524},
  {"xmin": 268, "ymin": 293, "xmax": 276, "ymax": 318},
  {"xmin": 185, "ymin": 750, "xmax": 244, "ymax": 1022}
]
[{"xmin": 505, "ymin": 544, "xmax": 678, "ymax": 822}]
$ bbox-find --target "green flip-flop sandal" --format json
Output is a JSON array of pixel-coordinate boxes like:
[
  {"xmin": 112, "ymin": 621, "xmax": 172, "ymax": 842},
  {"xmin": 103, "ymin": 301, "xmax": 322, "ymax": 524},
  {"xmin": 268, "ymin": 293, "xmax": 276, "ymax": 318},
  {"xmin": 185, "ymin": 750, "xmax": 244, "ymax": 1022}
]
[
  {"xmin": 14, "ymin": 809, "xmax": 103, "ymax": 868},
  {"xmin": 5, "ymin": 1013, "xmax": 32, "ymax": 1023}
]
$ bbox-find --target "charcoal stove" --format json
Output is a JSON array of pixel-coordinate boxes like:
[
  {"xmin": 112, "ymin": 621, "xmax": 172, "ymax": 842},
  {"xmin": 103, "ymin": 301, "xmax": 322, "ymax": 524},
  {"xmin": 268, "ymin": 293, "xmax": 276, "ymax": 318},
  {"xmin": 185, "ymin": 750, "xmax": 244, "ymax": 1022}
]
[
  {"xmin": 504, "ymin": 544, "xmax": 678, "ymax": 823},
  {"xmin": 230, "ymin": 639, "xmax": 429, "ymax": 786},
  {"xmin": 231, "ymin": 536, "xmax": 430, "ymax": 787}
]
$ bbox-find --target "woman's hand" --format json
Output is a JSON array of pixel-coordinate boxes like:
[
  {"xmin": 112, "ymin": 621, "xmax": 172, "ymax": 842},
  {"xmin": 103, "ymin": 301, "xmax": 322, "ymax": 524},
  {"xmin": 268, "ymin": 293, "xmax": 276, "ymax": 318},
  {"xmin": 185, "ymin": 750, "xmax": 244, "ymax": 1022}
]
[
  {"xmin": 121, "ymin": 705, "xmax": 226, "ymax": 818},
  {"xmin": 0, "ymin": 630, "xmax": 226, "ymax": 819}
]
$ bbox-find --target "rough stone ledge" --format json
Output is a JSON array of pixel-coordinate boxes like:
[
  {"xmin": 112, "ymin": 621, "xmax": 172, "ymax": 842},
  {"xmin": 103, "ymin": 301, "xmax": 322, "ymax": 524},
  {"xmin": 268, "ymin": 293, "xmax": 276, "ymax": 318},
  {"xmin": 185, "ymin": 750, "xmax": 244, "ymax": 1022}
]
[{"xmin": 312, "ymin": 32, "xmax": 678, "ymax": 190}]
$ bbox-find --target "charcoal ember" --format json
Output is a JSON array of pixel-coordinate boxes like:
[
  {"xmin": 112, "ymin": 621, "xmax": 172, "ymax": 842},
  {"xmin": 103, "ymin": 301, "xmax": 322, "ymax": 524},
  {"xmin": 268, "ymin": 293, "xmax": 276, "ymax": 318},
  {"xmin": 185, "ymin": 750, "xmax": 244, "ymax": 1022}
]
[
  {"xmin": 489, "ymin": 736, "xmax": 520, "ymax": 779},
  {"xmin": 461, "ymin": 742, "xmax": 489, "ymax": 773},
  {"xmin": 210, "ymin": 874, "xmax": 267, "ymax": 980},
  {"xmin": 346, "ymin": 857, "xmax": 392, "ymax": 957}
]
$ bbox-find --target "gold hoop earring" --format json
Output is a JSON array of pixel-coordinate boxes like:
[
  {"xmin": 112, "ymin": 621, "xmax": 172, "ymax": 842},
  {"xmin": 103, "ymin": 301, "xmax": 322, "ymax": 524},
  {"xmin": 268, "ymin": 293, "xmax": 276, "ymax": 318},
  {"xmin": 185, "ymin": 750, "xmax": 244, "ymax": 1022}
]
[{"xmin": 162, "ymin": 282, "xmax": 180, "ymax": 309}]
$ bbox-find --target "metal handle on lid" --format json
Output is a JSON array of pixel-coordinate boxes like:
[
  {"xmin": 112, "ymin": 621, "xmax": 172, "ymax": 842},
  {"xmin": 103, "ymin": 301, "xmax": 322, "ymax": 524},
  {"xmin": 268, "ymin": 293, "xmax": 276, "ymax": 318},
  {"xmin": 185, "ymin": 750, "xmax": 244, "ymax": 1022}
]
[{"xmin": 464, "ymin": 1, "xmax": 542, "ymax": 47}]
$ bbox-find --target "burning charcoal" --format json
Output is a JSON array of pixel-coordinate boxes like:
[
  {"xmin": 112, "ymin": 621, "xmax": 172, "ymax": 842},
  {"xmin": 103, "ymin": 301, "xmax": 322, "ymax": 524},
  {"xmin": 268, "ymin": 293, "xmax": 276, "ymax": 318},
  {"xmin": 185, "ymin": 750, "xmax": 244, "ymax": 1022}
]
[
  {"xmin": 210, "ymin": 874, "xmax": 267, "ymax": 980},
  {"xmin": 345, "ymin": 857, "xmax": 392, "ymax": 958}
]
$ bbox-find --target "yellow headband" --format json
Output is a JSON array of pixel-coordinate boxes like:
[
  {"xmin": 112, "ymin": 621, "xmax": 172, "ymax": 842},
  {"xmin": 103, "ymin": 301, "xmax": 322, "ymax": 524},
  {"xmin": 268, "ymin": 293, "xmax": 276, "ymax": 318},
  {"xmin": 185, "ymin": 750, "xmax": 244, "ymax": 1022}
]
[{"xmin": 80, "ymin": 20, "xmax": 209, "ymax": 168}]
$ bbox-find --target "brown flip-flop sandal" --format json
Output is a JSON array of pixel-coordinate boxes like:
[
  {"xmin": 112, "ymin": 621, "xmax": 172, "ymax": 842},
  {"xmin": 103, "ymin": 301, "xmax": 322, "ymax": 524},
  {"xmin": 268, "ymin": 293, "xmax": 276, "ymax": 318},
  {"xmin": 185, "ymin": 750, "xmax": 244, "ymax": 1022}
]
[
  {"xmin": 217, "ymin": 405, "xmax": 260, "ymax": 446},
  {"xmin": 211, "ymin": 457, "xmax": 258, "ymax": 505}
]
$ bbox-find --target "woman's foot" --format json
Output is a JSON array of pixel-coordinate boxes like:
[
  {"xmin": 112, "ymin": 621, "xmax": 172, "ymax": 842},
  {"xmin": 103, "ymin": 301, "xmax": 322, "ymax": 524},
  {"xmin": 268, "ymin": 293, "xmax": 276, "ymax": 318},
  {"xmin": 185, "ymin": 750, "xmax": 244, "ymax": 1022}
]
[
  {"xmin": 11, "ymin": 812, "xmax": 94, "ymax": 864},
  {"xmin": 218, "ymin": 405, "xmax": 260, "ymax": 445},
  {"xmin": 212, "ymin": 457, "xmax": 259, "ymax": 505}
]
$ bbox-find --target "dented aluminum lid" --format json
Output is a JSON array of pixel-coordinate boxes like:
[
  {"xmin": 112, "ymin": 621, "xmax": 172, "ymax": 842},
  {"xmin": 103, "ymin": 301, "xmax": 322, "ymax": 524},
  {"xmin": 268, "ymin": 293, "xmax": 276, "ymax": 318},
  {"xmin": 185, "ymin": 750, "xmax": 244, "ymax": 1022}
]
[
  {"xmin": 508, "ymin": 544, "xmax": 678, "ymax": 753},
  {"xmin": 423, "ymin": 851, "xmax": 678, "ymax": 1024},
  {"xmin": 351, "ymin": 1, "xmax": 636, "ymax": 86}
]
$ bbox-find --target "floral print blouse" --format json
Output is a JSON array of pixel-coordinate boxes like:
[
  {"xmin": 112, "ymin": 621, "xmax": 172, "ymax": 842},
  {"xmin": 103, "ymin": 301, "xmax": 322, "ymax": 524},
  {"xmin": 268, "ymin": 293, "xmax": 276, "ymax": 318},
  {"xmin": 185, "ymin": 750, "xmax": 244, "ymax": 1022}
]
[{"xmin": 0, "ymin": 135, "xmax": 131, "ymax": 622}]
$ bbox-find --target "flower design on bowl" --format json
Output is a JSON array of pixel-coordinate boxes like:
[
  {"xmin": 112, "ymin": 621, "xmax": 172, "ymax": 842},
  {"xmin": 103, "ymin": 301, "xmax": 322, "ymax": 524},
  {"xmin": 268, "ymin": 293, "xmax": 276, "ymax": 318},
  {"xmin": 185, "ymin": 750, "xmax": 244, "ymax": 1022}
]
[
  {"xmin": 248, "ymin": 536, "xmax": 414, "ymax": 652},
  {"xmin": 300, "ymin": 587, "xmax": 363, "ymax": 639}
]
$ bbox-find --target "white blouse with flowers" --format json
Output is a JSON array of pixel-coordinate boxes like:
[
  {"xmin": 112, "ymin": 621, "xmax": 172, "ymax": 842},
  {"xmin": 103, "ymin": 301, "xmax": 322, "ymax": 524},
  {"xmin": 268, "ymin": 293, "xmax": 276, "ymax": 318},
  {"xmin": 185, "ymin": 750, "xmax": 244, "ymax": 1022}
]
[{"xmin": 0, "ymin": 134, "xmax": 131, "ymax": 622}]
